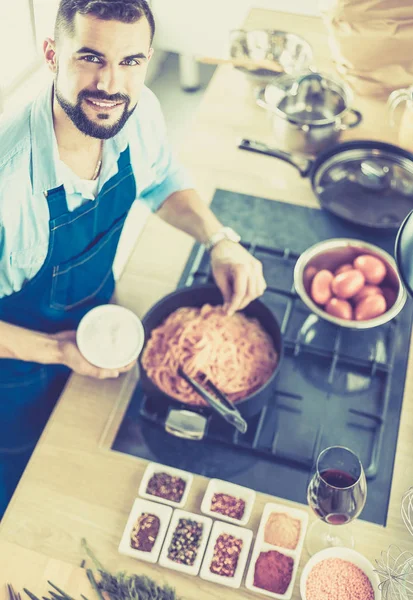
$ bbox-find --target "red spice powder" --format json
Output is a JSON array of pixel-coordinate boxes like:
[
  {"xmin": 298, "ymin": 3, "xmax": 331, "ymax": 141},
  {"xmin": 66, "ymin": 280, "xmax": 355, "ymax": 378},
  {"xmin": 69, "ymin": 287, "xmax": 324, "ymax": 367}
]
[
  {"xmin": 254, "ymin": 550, "xmax": 294, "ymax": 594},
  {"xmin": 306, "ymin": 557, "xmax": 375, "ymax": 600}
]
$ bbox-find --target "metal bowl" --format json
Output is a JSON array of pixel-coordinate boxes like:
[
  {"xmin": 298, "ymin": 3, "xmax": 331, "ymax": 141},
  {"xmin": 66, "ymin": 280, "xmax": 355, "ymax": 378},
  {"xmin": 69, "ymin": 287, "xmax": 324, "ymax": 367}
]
[
  {"xmin": 293, "ymin": 238, "xmax": 407, "ymax": 329},
  {"xmin": 229, "ymin": 29, "xmax": 313, "ymax": 82}
]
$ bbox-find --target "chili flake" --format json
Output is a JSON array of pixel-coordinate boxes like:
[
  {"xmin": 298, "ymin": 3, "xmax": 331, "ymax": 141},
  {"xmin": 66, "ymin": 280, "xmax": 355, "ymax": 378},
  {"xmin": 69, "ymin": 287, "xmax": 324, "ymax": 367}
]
[
  {"xmin": 146, "ymin": 472, "xmax": 186, "ymax": 503},
  {"xmin": 130, "ymin": 513, "xmax": 160, "ymax": 552},
  {"xmin": 167, "ymin": 518, "xmax": 203, "ymax": 566},
  {"xmin": 210, "ymin": 533, "xmax": 243, "ymax": 578},
  {"xmin": 210, "ymin": 493, "xmax": 246, "ymax": 520}
]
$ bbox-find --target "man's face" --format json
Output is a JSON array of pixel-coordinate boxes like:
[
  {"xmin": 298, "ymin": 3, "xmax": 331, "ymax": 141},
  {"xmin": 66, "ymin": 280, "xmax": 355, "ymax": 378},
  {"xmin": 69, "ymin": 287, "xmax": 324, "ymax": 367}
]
[{"xmin": 53, "ymin": 14, "xmax": 153, "ymax": 139}]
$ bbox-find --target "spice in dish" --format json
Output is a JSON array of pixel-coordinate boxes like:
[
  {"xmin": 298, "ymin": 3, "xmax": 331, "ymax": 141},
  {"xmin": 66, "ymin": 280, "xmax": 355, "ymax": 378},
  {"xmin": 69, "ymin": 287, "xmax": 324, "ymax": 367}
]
[
  {"xmin": 210, "ymin": 533, "xmax": 243, "ymax": 578},
  {"xmin": 264, "ymin": 511, "xmax": 301, "ymax": 550},
  {"xmin": 210, "ymin": 492, "xmax": 246, "ymax": 520},
  {"xmin": 254, "ymin": 550, "xmax": 294, "ymax": 595},
  {"xmin": 167, "ymin": 518, "xmax": 204, "ymax": 566},
  {"xmin": 130, "ymin": 513, "xmax": 160, "ymax": 552},
  {"xmin": 146, "ymin": 472, "xmax": 186, "ymax": 503},
  {"xmin": 306, "ymin": 557, "xmax": 374, "ymax": 600}
]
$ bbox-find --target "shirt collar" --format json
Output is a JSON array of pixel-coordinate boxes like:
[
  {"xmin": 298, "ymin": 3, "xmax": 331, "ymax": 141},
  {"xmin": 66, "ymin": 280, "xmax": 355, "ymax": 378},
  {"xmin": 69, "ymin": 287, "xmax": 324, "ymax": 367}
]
[
  {"xmin": 30, "ymin": 83, "xmax": 130, "ymax": 195},
  {"xmin": 30, "ymin": 83, "xmax": 61, "ymax": 195}
]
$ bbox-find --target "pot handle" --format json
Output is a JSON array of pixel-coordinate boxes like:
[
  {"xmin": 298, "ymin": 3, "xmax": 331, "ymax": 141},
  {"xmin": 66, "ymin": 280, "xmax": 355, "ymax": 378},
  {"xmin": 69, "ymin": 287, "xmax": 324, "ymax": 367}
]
[
  {"xmin": 238, "ymin": 138, "xmax": 312, "ymax": 176},
  {"xmin": 387, "ymin": 88, "xmax": 412, "ymax": 127},
  {"xmin": 339, "ymin": 109, "xmax": 363, "ymax": 130}
]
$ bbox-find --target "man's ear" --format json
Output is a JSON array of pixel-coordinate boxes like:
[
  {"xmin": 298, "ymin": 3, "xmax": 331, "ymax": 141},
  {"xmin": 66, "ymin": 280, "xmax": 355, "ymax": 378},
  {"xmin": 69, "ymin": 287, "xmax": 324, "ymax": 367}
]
[
  {"xmin": 148, "ymin": 47, "xmax": 154, "ymax": 63},
  {"xmin": 44, "ymin": 38, "xmax": 58, "ymax": 73}
]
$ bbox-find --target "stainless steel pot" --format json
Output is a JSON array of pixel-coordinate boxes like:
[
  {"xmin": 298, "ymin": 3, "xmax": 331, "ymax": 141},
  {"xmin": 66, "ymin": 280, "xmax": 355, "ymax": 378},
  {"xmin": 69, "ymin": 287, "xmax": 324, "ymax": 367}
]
[
  {"xmin": 294, "ymin": 238, "xmax": 407, "ymax": 330},
  {"xmin": 256, "ymin": 71, "xmax": 362, "ymax": 154}
]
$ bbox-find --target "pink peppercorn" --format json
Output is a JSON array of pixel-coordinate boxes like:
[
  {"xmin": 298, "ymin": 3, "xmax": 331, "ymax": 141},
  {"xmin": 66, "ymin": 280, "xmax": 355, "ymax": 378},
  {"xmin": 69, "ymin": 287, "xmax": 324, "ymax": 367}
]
[{"xmin": 306, "ymin": 558, "xmax": 374, "ymax": 600}]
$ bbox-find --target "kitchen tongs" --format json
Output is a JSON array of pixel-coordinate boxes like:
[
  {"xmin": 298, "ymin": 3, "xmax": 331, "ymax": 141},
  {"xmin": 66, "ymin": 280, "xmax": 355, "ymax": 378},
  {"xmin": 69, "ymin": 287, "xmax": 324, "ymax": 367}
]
[{"xmin": 177, "ymin": 366, "xmax": 248, "ymax": 434}]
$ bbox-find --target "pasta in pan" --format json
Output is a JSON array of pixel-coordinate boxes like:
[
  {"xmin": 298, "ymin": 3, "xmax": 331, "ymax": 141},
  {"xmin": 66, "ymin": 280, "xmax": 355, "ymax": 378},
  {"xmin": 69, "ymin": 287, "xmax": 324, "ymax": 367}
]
[{"xmin": 141, "ymin": 304, "xmax": 278, "ymax": 405}]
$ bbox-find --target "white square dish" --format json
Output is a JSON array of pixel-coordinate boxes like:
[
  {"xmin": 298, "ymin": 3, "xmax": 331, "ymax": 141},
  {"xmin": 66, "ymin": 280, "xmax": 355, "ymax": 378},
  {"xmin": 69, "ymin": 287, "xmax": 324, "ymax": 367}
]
[
  {"xmin": 257, "ymin": 502, "xmax": 309, "ymax": 554},
  {"xmin": 200, "ymin": 520, "xmax": 253, "ymax": 588},
  {"xmin": 138, "ymin": 462, "xmax": 193, "ymax": 508},
  {"xmin": 158, "ymin": 509, "xmax": 213, "ymax": 576},
  {"xmin": 118, "ymin": 498, "xmax": 172, "ymax": 564},
  {"xmin": 200, "ymin": 478, "xmax": 256, "ymax": 526},
  {"xmin": 245, "ymin": 541, "xmax": 298, "ymax": 600}
]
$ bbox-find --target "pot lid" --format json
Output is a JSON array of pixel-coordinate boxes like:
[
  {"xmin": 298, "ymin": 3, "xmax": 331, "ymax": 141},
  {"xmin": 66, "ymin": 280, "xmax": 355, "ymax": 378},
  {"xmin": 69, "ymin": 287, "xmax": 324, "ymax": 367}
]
[
  {"xmin": 395, "ymin": 209, "xmax": 413, "ymax": 299},
  {"xmin": 314, "ymin": 142, "xmax": 413, "ymax": 229}
]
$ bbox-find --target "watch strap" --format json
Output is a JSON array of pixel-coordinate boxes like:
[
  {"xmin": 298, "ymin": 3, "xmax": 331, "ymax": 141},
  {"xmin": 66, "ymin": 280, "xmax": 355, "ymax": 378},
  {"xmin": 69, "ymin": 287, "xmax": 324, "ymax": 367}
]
[{"xmin": 204, "ymin": 227, "xmax": 241, "ymax": 252}]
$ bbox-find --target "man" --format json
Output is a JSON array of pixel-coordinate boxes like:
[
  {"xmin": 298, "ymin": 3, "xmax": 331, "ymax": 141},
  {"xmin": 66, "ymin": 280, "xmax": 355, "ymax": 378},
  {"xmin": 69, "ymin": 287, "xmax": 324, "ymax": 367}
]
[{"xmin": 0, "ymin": 0, "xmax": 266, "ymax": 516}]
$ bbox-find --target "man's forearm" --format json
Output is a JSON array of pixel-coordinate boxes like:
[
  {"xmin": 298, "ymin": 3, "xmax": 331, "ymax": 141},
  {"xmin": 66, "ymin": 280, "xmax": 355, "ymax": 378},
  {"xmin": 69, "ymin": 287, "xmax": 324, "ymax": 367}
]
[
  {"xmin": 156, "ymin": 189, "xmax": 223, "ymax": 244},
  {"xmin": 0, "ymin": 320, "xmax": 62, "ymax": 364}
]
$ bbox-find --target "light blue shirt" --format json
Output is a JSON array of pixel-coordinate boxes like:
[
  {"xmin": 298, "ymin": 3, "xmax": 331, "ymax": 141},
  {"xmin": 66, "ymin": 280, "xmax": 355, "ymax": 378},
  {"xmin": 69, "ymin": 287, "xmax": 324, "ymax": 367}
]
[{"xmin": 0, "ymin": 83, "xmax": 193, "ymax": 298}]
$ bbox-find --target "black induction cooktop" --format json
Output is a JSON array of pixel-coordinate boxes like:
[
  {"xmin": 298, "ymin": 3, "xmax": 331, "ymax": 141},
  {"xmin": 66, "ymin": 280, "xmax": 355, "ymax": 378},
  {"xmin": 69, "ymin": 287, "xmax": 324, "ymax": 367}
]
[{"xmin": 111, "ymin": 190, "xmax": 413, "ymax": 526}]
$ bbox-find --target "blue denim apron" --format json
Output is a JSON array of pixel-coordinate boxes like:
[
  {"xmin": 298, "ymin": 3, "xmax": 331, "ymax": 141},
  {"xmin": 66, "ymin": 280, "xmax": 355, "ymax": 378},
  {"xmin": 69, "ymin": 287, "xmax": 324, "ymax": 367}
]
[{"xmin": 0, "ymin": 146, "xmax": 136, "ymax": 516}]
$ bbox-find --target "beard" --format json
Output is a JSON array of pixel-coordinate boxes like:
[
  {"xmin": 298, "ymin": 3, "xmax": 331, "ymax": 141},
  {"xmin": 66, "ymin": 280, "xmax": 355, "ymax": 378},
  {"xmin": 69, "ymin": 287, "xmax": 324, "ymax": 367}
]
[{"xmin": 55, "ymin": 81, "xmax": 136, "ymax": 140}]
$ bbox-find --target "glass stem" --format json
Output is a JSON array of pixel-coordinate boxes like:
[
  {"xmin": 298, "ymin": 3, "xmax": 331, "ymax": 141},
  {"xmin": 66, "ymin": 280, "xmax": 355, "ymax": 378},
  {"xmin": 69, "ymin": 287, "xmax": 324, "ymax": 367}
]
[{"xmin": 325, "ymin": 524, "xmax": 335, "ymax": 545}]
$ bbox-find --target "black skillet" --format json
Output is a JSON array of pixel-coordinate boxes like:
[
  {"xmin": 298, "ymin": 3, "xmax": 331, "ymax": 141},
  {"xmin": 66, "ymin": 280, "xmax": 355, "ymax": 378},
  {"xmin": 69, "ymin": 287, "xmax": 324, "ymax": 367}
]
[
  {"xmin": 238, "ymin": 139, "xmax": 413, "ymax": 230},
  {"xmin": 138, "ymin": 283, "xmax": 283, "ymax": 424}
]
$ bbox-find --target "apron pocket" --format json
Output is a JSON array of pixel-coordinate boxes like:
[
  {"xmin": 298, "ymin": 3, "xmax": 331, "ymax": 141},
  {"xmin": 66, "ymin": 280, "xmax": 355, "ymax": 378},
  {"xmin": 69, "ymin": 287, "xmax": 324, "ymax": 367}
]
[{"xmin": 50, "ymin": 217, "xmax": 126, "ymax": 310}]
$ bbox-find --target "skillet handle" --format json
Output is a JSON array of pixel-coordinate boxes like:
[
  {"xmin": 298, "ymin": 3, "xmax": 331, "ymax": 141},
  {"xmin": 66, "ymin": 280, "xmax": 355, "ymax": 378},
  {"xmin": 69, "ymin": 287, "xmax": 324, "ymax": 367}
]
[{"xmin": 238, "ymin": 138, "xmax": 312, "ymax": 177}]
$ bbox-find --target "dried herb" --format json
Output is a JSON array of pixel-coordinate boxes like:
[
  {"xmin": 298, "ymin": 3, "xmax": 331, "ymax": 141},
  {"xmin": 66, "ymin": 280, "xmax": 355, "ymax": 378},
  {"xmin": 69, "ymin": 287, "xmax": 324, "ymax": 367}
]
[{"xmin": 23, "ymin": 539, "xmax": 179, "ymax": 600}]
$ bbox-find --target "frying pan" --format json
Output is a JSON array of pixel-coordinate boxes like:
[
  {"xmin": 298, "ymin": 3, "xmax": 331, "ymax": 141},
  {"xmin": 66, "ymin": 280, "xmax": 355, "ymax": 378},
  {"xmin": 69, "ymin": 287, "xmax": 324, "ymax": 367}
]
[
  {"xmin": 138, "ymin": 283, "xmax": 283, "ymax": 431},
  {"xmin": 238, "ymin": 139, "xmax": 413, "ymax": 230}
]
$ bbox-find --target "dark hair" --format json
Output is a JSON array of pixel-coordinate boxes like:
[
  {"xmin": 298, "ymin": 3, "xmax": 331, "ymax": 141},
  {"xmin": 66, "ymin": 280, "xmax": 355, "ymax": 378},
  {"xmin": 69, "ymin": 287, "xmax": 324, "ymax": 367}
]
[{"xmin": 55, "ymin": 0, "xmax": 155, "ymax": 44}]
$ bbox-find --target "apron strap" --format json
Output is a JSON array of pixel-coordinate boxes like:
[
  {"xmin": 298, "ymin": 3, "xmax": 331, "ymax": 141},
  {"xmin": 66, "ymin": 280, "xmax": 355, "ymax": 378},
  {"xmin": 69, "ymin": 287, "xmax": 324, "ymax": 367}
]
[
  {"xmin": 117, "ymin": 146, "xmax": 131, "ymax": 169},
  {"xmin": 46, "ymin": 185, "xmax": 69, "ymax": 221}
]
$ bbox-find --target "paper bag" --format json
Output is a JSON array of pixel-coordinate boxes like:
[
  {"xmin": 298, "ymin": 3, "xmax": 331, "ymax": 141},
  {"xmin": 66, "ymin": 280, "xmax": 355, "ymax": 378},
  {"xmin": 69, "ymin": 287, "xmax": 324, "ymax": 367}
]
[{"xmin": 320, "ymin": 0, "xmax": 413, "ymax": 97}]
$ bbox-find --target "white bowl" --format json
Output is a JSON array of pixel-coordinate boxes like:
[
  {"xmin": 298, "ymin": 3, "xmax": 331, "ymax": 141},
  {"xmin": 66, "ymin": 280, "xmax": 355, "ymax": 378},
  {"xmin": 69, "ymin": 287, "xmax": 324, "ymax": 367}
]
[
  {"xmin": 200, "ymin": 520, "xmax": 253, "ymax": 588},
  {"xmin": 118, "ymin": 498, "xmax": 172, "ymax": 564},
  {"xmin": 200, "ymin": 479, "xmax": 256, "ymax": 526},
  {"xmin": 138, "ymin": 462, "xmax": 193, "ymax": 508},
  {"xmin": 158, "ymin": 509, "xmax": 213, "ymax": 576},
  {"xmin": 76, "ymin": 304, "xmax": 145, "ymax": 369},
  {"xmin": 257, "ymin": 502, "xmax": 308, "ymax": 553},
  {"xmin": 300, "ymin": 547, "xmax": 381, "ymax": 600},
  {"xmin": 245, "ymin": 541, "xmax": 298, "ymax": 600}
]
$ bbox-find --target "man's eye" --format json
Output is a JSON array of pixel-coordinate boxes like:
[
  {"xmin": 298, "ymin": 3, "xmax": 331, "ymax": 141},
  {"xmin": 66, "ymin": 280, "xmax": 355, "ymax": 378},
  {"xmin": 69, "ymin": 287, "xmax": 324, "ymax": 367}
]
[
  {"xmin": 81, "ymin": 55, "xmax": 101, "ymax": 63},
  {"xmin": 121, "ymin": 59, "xmax": 140, "ymax": 66}
]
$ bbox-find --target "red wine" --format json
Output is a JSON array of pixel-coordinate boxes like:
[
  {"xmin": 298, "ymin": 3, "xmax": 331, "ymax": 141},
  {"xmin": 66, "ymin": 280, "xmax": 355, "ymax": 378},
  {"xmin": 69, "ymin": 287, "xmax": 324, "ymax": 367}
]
[
  {"xmin": 307, "ymin": 468, "xmax": 366, "ymax": 524},
  {"xmin": 320, "ymin": 469, "xmax": 358, "ymax": 488}
]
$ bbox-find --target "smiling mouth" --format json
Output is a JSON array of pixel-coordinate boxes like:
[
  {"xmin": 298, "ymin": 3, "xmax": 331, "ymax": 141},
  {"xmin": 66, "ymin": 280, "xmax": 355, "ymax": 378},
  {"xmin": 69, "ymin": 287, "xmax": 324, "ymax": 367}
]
[{"xmin": 85, "ymin": 98, "xmax": 124, "ymax": 111}]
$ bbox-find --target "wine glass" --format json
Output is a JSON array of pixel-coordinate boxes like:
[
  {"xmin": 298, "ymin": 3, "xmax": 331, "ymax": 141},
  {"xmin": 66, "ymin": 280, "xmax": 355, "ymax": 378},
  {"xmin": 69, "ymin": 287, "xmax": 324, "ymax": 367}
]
[{"xmin": 306, "ymin": 445, "xmax": 367, "ymax": 555}]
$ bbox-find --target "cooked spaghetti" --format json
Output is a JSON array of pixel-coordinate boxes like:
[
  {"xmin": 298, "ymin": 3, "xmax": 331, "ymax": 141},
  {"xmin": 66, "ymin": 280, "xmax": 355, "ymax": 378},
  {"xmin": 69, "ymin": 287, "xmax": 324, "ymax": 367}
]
[{"xmin": 141, "ymin": 304, "xmax": 278, "ymax": 405}]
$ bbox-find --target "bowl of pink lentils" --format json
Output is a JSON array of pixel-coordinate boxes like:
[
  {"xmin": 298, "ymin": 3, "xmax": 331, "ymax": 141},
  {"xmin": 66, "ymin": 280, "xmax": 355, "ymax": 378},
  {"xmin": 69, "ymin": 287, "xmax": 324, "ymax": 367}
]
[{"xmin": 300, "ymin": 547, "xmax": 381, "ymax": 600}]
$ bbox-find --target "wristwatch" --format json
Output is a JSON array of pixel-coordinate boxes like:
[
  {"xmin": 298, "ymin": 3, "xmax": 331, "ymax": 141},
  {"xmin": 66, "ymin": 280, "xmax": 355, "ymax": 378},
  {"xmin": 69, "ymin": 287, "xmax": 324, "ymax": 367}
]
[{"xmin": 204, "ymin": 226, "xmax": 241, "ymax": 252}]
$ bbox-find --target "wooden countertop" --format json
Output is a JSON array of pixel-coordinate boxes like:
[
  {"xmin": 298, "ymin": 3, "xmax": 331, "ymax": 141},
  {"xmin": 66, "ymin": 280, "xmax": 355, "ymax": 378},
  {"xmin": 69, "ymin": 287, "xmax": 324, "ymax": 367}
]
[{"xmin": 1, "ymin": 7, "xmax": 413, "ymax": 599}]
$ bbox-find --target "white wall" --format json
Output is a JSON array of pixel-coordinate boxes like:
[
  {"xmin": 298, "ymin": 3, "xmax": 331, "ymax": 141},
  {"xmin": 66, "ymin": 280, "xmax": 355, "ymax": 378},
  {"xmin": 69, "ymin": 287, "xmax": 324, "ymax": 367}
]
[{"xmin": 152, "ymin": 0, "xmax": 320, "ymax": 56}]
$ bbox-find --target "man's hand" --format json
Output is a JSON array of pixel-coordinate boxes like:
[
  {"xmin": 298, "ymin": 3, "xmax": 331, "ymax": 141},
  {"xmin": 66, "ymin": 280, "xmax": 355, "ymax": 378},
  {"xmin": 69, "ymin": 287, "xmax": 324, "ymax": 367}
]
[
  {"xmin": 51, "ymin": 330, "xmax": 136, "ymax": 379},
  {"xmin": 210, "ymin": 241, "xmax": 267, "ymax": 316}
]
